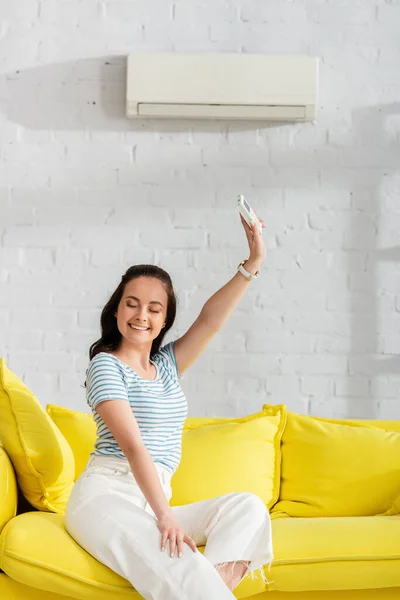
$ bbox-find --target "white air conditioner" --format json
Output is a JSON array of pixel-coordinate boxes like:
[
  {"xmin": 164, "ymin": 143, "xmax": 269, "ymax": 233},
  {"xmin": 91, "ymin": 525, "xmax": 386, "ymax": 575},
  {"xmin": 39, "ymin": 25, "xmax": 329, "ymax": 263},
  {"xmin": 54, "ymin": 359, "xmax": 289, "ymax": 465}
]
[{"xmin": 126, "ymin": 53, "xmax": 318, "ymax": 121}]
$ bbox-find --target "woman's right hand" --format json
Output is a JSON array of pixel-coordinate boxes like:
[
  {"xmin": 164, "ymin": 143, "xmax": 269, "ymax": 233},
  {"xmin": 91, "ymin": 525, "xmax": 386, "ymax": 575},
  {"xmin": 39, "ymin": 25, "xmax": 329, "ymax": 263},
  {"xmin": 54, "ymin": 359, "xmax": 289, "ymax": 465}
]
[{"xmin": 157, "ymin": 513, "xmax": 197, "ymax": 558}]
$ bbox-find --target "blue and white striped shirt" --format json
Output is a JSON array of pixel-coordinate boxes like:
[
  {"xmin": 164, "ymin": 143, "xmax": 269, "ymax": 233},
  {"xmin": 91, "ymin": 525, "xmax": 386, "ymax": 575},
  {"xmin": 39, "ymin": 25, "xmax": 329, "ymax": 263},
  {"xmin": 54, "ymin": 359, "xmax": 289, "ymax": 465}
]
[{"xmin": 85, "ymin": 341, "xmax": 188, "ymax": 474}]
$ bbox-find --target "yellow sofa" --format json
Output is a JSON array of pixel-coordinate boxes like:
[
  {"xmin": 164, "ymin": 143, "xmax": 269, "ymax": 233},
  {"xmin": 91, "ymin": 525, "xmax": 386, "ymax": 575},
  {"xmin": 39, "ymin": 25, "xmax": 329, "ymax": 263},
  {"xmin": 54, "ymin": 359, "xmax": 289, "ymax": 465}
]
[{"xmin": 0, "ymin": 356, "xmax": 400, "ymax": 600}]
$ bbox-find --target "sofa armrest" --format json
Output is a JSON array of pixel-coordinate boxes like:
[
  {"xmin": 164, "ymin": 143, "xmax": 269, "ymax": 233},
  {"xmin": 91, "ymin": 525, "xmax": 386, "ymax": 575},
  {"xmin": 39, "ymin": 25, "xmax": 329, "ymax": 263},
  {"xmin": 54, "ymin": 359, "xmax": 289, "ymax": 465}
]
[{"xmin": 0, "ymin": 445, "xmax": 17, "ymax": 534}]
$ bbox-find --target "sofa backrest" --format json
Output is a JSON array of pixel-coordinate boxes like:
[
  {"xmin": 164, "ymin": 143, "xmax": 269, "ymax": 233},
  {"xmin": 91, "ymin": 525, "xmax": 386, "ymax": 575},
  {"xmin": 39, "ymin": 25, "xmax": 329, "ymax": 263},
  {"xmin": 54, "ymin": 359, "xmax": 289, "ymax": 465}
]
[
  {"xmin": 272, "ymin": 413, "xmax": 400, "ymax": 519},
  {"xmin": 0, "ymin": 444, "xmax": 17, "ymax": 533},
  {"xmin": 316, "ymin": 417, "xmax": 400, "ymax": 432}
]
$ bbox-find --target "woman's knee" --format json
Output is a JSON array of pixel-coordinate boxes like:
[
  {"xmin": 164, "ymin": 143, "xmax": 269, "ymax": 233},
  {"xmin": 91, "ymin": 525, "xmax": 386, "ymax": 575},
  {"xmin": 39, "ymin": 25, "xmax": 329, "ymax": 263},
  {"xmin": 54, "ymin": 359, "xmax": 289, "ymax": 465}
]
[{"xmin": 236, "ymin": 492, "xmax": 268, "ymax": 521}]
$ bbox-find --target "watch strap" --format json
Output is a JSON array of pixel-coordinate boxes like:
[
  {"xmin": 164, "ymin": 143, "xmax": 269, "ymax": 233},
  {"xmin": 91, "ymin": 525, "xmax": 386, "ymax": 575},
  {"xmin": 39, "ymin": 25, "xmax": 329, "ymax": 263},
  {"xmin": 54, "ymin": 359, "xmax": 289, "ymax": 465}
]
[{"xmin": 237, "ymin": 260, "xmax": 259, "ymax": 281}]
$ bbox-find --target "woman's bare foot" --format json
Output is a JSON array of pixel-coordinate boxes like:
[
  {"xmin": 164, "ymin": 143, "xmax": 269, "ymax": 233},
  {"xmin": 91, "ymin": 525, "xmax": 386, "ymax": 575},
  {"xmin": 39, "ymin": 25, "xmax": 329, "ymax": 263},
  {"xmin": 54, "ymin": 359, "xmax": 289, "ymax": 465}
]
[{"xmin": 215, "ymin": 560, "xmax": 250, "ymax": 591}]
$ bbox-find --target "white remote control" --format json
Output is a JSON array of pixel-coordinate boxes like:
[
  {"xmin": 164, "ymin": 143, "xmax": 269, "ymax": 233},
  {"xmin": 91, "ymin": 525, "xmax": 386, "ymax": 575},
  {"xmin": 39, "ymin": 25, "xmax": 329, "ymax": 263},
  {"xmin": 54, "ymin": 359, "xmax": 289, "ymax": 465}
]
[{"xmin": 237, "ymin": 194, "xmax": 262, "ymax": 234}]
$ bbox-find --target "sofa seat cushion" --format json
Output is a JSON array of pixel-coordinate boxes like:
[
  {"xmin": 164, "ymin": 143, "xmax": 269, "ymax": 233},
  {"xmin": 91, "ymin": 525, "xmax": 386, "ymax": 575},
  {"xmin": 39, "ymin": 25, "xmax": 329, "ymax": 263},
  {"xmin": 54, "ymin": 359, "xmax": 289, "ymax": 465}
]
[
  {"xmin": 0, "ymin": 512, "xmax": 266, "ymax": 600},
  {"xmin": 0, "ymin": 512, "xmax": 142, "ymax": 599},
  {"xmin": 0, "ymin": 573, "xmax": 74, "ymax": 600},
  {"xmin": 270, "ymin": 515, "xmax": 400, "ymax": 592}
]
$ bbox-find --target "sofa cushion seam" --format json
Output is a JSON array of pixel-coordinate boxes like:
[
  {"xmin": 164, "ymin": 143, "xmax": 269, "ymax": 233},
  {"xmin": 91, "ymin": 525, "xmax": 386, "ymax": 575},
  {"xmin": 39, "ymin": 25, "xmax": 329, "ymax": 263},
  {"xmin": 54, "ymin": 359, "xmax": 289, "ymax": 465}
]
[
  {"xmin": 274, "ymin": 555, "xmax": 400, "ymax": 566},
  {"xmin": 2, "ymin": 549, "xmax": 133, "ymax": 593}
]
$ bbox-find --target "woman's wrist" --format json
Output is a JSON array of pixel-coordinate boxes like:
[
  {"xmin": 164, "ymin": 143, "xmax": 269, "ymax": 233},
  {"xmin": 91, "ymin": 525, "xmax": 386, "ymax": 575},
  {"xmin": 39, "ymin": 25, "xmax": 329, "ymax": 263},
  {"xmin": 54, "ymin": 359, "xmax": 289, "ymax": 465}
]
[{"xmin": 243, "ymin": 258, "xmax": 262, "ymax": 275}]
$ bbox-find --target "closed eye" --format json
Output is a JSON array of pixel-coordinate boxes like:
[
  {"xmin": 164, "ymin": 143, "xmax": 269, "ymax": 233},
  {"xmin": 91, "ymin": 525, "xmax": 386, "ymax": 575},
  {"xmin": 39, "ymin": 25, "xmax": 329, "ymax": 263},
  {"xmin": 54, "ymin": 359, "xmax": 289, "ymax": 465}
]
[{"xmin": 127, "ymin": 304, "xmax": 160, "ymax": 314}]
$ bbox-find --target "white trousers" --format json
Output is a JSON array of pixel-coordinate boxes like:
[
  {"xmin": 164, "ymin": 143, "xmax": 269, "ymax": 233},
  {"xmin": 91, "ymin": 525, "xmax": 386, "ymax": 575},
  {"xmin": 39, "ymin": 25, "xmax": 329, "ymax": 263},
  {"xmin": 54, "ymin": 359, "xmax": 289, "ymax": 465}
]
[{"xmin": 64, "ymin": 454, "xmax": 274, "ymax": 600}]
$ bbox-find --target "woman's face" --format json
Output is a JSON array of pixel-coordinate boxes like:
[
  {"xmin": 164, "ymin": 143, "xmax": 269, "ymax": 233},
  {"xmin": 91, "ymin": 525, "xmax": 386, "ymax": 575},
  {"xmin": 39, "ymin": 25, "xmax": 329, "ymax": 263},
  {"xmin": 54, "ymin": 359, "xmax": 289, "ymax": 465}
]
[{"xmin": 115, "ymin": 277, "xmax": 168, "ymax": 346}]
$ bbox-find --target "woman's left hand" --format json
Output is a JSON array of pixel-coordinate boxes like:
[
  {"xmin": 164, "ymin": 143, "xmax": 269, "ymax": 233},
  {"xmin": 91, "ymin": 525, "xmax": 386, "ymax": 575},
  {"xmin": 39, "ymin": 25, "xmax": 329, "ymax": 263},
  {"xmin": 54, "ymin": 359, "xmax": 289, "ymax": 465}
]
[{"xmin": 239, "ymin": 213, "xmax": 267, "ymax": 266}]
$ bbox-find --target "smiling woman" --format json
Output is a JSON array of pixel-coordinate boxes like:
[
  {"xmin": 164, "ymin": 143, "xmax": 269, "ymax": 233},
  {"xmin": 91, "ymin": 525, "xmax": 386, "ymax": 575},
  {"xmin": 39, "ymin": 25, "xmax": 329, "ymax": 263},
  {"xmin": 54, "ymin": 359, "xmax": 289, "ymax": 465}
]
[
  {"xmin": 66, "ymin": 211, "xmax": 271, "ymax": 600},
  {"xmin": 112, "ymin": 277, "xmax": 170, "ymax": 375},
  {"xmin": 87, "ymin": 264, "xmax": 176, "ymax": 364}
]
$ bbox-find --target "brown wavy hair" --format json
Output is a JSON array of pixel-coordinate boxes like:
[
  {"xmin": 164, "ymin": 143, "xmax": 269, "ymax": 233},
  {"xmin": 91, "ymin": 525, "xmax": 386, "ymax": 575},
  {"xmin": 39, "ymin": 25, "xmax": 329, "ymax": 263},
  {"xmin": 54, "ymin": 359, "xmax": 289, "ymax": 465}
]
[{"xmin": 87, "ymin": 264, "xmax": 177, "ymax": 364}]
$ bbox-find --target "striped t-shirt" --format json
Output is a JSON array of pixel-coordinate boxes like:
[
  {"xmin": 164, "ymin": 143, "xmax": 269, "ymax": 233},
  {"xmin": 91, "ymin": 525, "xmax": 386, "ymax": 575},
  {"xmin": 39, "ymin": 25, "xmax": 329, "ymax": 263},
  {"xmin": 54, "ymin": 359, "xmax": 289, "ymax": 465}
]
[{"xmin": 85, "ymin": 341, "xmax": 188, "ymax": 474}]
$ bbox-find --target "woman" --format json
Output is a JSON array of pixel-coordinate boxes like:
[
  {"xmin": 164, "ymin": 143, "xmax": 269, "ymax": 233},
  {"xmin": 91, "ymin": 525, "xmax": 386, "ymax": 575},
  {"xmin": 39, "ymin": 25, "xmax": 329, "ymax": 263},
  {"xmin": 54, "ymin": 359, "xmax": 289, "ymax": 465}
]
[{"xmin": 65, "ymin": 214, "xmax": 272, "ymax": 599}]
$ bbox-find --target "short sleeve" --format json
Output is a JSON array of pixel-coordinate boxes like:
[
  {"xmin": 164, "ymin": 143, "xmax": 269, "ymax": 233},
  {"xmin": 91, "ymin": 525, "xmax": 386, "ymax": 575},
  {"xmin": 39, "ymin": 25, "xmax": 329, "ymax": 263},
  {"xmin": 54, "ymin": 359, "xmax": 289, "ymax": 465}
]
[
  {"xmin": 86, "ymin": 354, "xmax": 129, "ymax": 410},
  {"xmin": 154, "ymin": 341, "xmax": 183, "ymax": 380}
]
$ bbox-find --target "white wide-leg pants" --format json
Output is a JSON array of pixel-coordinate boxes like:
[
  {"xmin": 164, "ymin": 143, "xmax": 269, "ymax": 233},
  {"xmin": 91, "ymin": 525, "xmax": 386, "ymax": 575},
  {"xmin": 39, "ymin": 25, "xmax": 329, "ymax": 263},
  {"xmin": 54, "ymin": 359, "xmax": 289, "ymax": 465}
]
[{"xmin": 64, "ymin": 455, "xmax": 273, "ymax": 600}]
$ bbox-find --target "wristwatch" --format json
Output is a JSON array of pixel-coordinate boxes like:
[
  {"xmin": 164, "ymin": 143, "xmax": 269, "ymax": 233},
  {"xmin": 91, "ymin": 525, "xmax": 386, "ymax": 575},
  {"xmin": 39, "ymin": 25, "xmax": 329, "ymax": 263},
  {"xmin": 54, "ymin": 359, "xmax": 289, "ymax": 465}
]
[{"xmin": 237, "ymin": 260, "xmax": 260, "ymax": 281}]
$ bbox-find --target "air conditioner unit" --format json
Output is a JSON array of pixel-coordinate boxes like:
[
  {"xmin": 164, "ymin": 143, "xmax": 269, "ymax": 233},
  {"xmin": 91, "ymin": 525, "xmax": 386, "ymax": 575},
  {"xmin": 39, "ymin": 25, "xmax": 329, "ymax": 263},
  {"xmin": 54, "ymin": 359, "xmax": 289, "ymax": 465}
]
[{"xmin": 126, "ymin": 53, "xmax": 318, "ymax": 121}]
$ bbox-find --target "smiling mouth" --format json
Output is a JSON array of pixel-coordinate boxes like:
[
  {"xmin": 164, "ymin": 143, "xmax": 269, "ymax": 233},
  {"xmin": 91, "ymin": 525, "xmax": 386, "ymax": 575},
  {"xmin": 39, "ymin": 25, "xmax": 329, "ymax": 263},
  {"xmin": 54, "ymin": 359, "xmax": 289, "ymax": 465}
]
[{"xmin": 128, "ymin": 324, "xmax": 150, "ymax": 332}]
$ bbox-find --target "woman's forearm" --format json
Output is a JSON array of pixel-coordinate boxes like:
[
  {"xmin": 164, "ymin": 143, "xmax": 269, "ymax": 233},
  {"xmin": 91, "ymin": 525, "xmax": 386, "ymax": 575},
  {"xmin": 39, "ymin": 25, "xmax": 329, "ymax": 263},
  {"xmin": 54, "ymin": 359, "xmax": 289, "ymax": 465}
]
[
  {"xmin": 200, "ymin": 258, "xmax": 262, "ymax": 331},
  {"xmin": 126, "ymin": 444, "xmax": 173, "ymax": 520}
]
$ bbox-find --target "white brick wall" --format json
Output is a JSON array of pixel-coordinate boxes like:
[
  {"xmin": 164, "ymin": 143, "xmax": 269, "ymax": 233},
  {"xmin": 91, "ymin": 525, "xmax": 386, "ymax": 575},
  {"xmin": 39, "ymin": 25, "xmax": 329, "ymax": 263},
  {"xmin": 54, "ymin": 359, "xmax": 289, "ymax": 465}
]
[{"xmin": 1, "ymin": 0, "xmax": 399, "ymax": 419}]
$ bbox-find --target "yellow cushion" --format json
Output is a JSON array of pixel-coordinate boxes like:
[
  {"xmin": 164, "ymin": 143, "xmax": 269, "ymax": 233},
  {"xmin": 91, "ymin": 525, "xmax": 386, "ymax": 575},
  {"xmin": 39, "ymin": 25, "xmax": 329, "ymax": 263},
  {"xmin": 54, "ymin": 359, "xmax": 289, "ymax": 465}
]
[
  {"xmin": 380, "ymin": 493, "xmax": 400, "ymax": 516},
  {"xmin": 46, "ymin": 403, "xmax": 286, "ymax": 509},
  {"xmin": 271, "ymin": 515, "xmax": 400, "ymax": 592},
  {"xmin": 314, "ymin": 415, "xmax": 400, "ymax": 433},
  {"xmin": 46, "ymin": 404, "xmax": 97, "ymax": 481},
  {"xmin": 0, "ymin": 512, "xmax": 140, "ymax": 600},
  {"xmin": 45, "ymin": 405, "xmax": 251, "ymax": 480},
  {"xmin": 272, "ymin": 411, "xmax": 400, "ymax": 518},
  {"xmin": 45, "ymin": 406, "xmax": 237, "ymax": 481},
  {"xmin": 0, "ymin": 577, "xmax": 74, "ymax": 600},
  {"xmin": 317, "ymin": 416, "xmax": 400, "ymax": 517},
  {"xmin": 0, "ymin": 444, "xmax": 17, "ymax": 534},
  {"xmin": 170, "ymin": 404, "xmax": 287, "ymax": 509},
  {"xmin": 0, "ymin": 359, "xmax": 74, "ymax": 513}
]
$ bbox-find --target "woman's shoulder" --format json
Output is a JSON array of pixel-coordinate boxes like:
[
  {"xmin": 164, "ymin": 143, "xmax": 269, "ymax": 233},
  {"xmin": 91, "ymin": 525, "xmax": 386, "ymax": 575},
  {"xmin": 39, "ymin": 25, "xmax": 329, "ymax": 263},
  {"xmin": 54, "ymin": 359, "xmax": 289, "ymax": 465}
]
[
  {"xmin": 152, "ymin": 341, "xmax": 175, "ymax": 363},
  {"xmin": 90, "ymin": 351, "xmax": 117, "ymax": 363},
  {"xmin": 152, "ymin": 341, "xmax": 182, "ymax": 380},
  {"xmin": 87, "ymin": 351, "xmax": 125, "ymax": 374}
]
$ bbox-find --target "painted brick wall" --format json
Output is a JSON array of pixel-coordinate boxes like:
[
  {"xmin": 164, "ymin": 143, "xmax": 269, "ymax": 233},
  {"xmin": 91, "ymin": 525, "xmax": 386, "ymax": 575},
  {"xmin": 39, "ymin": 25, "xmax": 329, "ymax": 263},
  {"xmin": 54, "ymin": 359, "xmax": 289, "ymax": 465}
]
[{"xmin": 1, "ymin": 0, "xmax": 399, "ymax": 419}]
